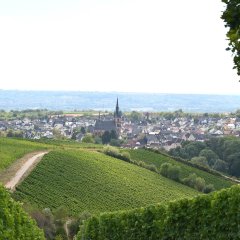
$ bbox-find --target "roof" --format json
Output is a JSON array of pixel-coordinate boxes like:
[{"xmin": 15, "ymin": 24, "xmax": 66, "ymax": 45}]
[{"xmin": 94, "ymin": 120, "xmax": 117, "ymax": 132}]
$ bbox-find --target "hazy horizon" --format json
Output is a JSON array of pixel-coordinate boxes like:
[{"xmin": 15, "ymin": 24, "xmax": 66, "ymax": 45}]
[
  {"xmin": 1, "ymin": 90, "xmax": 240, "ymax": 113},
  {"xmin": 1, "ymin": 89, "xmax": 240, "ymax": 96}
]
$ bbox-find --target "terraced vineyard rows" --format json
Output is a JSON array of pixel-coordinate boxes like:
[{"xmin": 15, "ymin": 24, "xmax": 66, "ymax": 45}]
[
  {"xmin": 0, "ymin": 138, "xmax": 47, "ymax": 172},
  {"xmin": 128, "ymin": 149, "xmax": 234, "ymax": 190},
  {"xmin": 13, "ymin": 150, "xmax": 198, "ymax": 215}
]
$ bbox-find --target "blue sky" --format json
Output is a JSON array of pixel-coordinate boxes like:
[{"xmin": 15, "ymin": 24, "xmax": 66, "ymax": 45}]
[{"xmin": 0, "ymin": 0, "xmax": 239, "ymax": 94}]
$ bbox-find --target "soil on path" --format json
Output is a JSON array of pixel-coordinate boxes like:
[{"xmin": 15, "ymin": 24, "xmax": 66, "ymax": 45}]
[{"xmin": 4, "ymin": 151, "xmax": 48, "ymax": 191}]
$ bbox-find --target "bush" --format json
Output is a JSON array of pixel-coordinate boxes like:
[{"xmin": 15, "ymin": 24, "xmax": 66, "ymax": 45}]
[
  {"xmin": 167, "ymin": 165, "xmax": 181, "ymax": 181},
  {"xmin": 159, "ymin": 163, "xmax": 171, "ymax": 177},
  {"xmin": 182, "ymin": 173, "xmax": 209, "ymax": 193},
  {"xmin": 182, "ymin": 173, "xmax": 197, "ymax": 188},
  {"xmin": 160, "ymin": 163, "xmax": 180, "ymax": 181},
  {"xmin": 145, "ymin": 164, "xmax": 159, "ymax": 173},
  {"xmin": 82, "ymin": 134, "xmax": 95, "ymax": 143},
  {"xmin": 203, "ymin": 184, "xmax": 215, "ymax": 194},
  {"xmin": 102, "ymin": 146, "xmax": 131, "ymax": 162},
  {"xmin": 138, "ymin": 161, "xmax": 147, "ymax": 168},
  {"xmin": 194, "ymin": 177, "xmax": 206, "ymax": 192}
]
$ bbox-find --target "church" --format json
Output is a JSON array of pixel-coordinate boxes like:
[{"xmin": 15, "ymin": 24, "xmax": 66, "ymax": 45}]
[{"xmin": 94, "ymin": 98, "xmax": 122, "ymax": 136}]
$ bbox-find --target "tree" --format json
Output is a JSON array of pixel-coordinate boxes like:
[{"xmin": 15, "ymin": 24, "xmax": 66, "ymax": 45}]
[
  {"xmin": 227, "ymin": 152, "xmax": 240, "ymax": 177},
  {"xmin": 222, "ymin": 0, "xmax": 240, "ymax": 76},
  {"xmin": 129, "ymin": 111, "xmax": 141, "ymax": 122},
  {"xmin": 82, "ymin": 133, "xmax": 95, "ymax": 143},
  {"xmin": 190, "ymin": 156, "xmax": 209, "ymax": 168},
  {"xmin": 213, "ymin": 159, "xmax": 228, "ymax": 173},
  {"xmin": 199, "ymin": 149, "xmax": 219, "ymax": 166},
  {"xmin": 80, "ymin": 127, "xmax": 86, "ymax": 134},
  {"xmin": 110, "ymin": 130, "xmax": 118, "ymax": 140},
  {"xmin": 102, "ymin": 131, "xmax": 111, "ymax": 144}
]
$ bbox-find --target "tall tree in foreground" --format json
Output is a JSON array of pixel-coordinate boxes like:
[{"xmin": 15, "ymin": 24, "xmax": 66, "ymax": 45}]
[{"xmin": 222, "ymin": 0, "xmax": 240, "ymax": 76}]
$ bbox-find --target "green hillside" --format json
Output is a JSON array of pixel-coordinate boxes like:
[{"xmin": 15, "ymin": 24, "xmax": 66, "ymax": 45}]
[
  {"xmin": 13, "ymin": 149, "xmax": 198, "ymax": 215},
  {"xmin": 78, "ymin": 185, "xmax": 240, "ymax": 240},
  {"xmin": 0, "ymin": 185, "xmax": 44, "ymax": 240},
  {"xmin": 128, "ymin": 149, "xmax": 234, "ymax": 190},
  {"xmin": 0, "ymin": 138, "xmax": 47, "ymax": 172}
]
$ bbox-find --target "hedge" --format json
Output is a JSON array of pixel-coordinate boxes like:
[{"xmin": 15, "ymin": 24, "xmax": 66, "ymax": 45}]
[{"xmin": 78, "ymin": 185, "xmax": 240, "ymax": 240}]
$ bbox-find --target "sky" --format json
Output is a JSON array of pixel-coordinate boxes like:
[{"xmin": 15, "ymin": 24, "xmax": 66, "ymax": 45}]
[{"xmin": 0, "ymin": 0, "xmax": 239, "ymax": 94}]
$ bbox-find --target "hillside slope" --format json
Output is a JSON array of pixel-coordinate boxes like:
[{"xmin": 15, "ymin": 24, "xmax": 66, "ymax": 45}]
[
  {"xmin": 0, "ymin": 138, "xmax": 47, "ymax": 172},
  {"xmin": 13, "ymin": 150, "xmax": 198, "ymax": 215},
  {"xmin": 128, "ymin": 149, "xmax": 234, "ymax": 190}
]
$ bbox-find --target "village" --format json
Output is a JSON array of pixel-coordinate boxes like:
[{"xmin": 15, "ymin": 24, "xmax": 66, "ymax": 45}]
[{"xmin": 1, "ymin": 99, "xmax": 240, "ymax": 150}]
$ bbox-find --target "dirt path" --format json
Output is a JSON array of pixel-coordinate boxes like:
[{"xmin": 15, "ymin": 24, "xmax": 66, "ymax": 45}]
[{"xmin": 5, "ymin": 151, "xmax": 48, "ymax": 191}]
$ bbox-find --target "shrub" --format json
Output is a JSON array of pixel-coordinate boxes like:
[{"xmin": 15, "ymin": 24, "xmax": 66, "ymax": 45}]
[
  {"xmin": 194, "ymin": 177, "xmax": 206, "ymax": 192},
  {"xmin": 160, "ymin": 163, "xmax": 180, "ymax": 181},
  {"xmin": 203, "ymin": 184, "xmax": 215, "ymax": 193},
  {"xmin": 159, "ymin": 163, "xmax": 171, "ymax": 177},
  {"xmin": 138, "ymin": 161, "xmax": 147, "ymax": 168},
  {"xmin": 182, "ymin": 173, "xmax": 197, "ymax": 188},
  {"xmin": 167, "ymin": 165, "xmax": 181, "ymax": 181},
  {"xmin": 145, "ymin": 164, "xmax": 159, "ymax": 173},
  {"xmin": 103, "ymin": 146, "xmax": 131, "ymax": 162}
]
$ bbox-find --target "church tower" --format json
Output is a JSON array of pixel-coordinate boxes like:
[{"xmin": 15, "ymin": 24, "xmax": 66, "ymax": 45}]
[{"xmin": 114, "ymin": 98, "xmax": 122, "ymax": 134}]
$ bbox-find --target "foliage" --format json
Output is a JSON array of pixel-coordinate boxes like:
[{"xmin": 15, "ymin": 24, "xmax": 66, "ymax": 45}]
[
  {"xmin": 222, "ymin": 0, "xmax": 240, "ymax": 76},
  {"xmin": 190, "ymin": 156, "xmax": 209, "ymax": 168},
  {"xmin": 81, "ymin": 133, "xmax": 95, "ymax": 143},
  {"xmin": 103, "ymin": 146, "xmax": 131, "ymax": 162},
  {"xmin": 78, "ymin": 185, "xmax": 240, "ymax": 240},
  {"xmin": 199, "ymin": 149, "xmax": 218, "ymax": 166},
  {"xmin": 13, "ymin": 150, "xmax": 198, "ymax": 216},
  {"xmin": 169, "ymin": 136, "xmax": 240, "ymax": 177},
  {"xmin": 101, "ymin": 130, "xmax": 118, "ymax": 144},
  {"xmin": 0, "ymin": 185, "xmax": 44, "ymax": 240},
  {"xmin": 160, "ymin": 163, "xmax": 180, "ymax": 181},
  {"xmin": 128, "ymin": 149, "xmax": 234, "ymax": 190}
]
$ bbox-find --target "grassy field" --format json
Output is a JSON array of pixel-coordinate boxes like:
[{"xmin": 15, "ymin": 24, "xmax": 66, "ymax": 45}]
[
  {"xmin": 13, "ymin": 149, "xmax": 198, "ymax": 216},
  {"xmin": 127, "ymin": 149, "xmax": 234, "ymax": 190},
  {"xmin": 0, "ymin": 138, "xmax": 48, "ymax": 172}
]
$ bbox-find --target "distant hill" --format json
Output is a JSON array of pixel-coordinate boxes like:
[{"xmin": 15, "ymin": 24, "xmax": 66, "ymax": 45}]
[{"xmin": 1, "ymin": 90, "xmax": 240, "ymax": 112}]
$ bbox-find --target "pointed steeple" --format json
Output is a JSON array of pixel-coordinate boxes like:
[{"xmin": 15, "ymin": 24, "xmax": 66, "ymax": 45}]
[
  {"xmin": 116, "ymin": 98, "xmax": 119, "ymax": 114},
  {"xmin": 115, "ymin": 98, "xmax": 120, "ymax": 118}
]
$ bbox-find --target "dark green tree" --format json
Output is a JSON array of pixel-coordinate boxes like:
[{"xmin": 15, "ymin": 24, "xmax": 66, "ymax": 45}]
[
  {"xmin": 102, "ymin": 131, "xmax": 111, "ymax": 144},
  {"xmin": 222, "ymin": 0, "xmax": 240, "ymax": 76}
]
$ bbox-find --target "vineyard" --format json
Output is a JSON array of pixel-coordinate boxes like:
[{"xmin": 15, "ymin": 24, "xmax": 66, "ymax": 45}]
[
  {"xmin": 13, "ymin": 149, "xmax": 198, "ymax": 215},
  {"xmin": 127, "ymin": 149, "xmax": 234, "ymax": 190},
  {"xmin": 0, "ymin": 185, "xmax": 44, "ymax": 240},
  {"xmin": 0, "ymin": 138, "xmax": 47, "ymax": 172},
  {"xmin": 78, "ymin": 185, "xmax": 240, "ymax": 240}
]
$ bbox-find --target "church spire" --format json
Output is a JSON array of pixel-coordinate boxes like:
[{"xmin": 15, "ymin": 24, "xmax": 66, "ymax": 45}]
[{"xmin": 115, "ymin": 98, "xmax": 120, "ymax": 118}]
